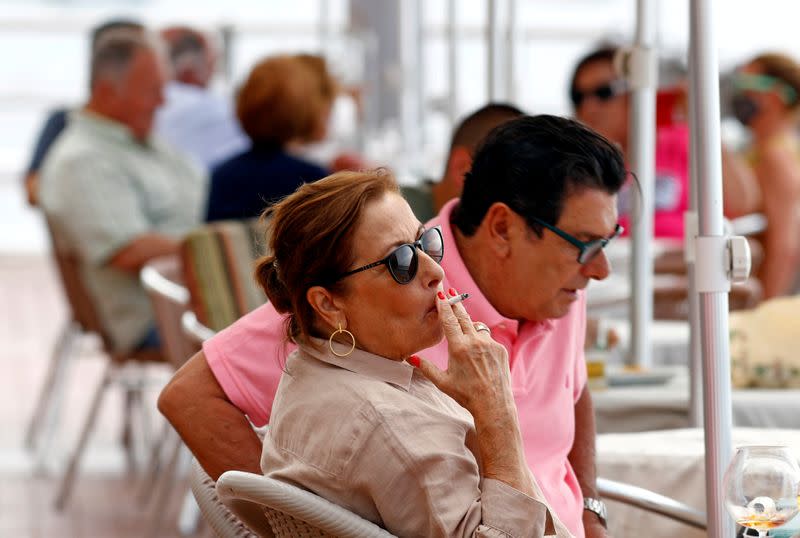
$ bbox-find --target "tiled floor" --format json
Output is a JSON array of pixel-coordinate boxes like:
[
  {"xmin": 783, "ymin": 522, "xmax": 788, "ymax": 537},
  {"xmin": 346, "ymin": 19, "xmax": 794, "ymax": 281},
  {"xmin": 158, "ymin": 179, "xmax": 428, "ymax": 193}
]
[{"xmin": 0, "ymin": 254, "xmax": 200, "ymax": 537}]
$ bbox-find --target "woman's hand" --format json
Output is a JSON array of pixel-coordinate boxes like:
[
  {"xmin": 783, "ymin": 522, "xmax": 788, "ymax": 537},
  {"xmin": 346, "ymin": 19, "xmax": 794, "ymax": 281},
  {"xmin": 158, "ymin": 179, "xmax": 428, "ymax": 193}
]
[
  {"xmin": 413, "ymin": 288, "xmax": 513, "ymax": 414},
  {"xmin": 412, "ymin": 288, "xmax": 536, "ymax": 498}
]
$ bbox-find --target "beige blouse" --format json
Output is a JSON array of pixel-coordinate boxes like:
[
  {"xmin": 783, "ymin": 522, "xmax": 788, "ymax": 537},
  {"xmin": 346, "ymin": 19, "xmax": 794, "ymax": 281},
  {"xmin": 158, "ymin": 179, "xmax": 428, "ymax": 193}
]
[{"xmin": 261, "ymin": 339, "xmax": 571, "ymax": 538}]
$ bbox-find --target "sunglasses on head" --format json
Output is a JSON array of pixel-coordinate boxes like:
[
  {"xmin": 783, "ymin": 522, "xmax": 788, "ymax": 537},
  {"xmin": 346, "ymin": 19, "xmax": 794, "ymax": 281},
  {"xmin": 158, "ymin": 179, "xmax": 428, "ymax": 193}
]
[
  {"xmin": 334, "ymin": 226, "xmax": 444, "ymax": 285},
  {"xmin": 570, "ymin": 79, "xmax": 627, "ymax": 108},
  {"xmin": 732, "ymin": 72, "xmax": 798, "ymax": 105}
]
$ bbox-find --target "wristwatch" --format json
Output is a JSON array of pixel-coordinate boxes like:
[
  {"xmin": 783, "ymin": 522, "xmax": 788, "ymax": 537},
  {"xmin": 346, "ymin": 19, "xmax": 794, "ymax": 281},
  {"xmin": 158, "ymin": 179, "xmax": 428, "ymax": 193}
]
[{"xmin": 583, "ymin": 497, "xmax": 608, "ymax": 528}]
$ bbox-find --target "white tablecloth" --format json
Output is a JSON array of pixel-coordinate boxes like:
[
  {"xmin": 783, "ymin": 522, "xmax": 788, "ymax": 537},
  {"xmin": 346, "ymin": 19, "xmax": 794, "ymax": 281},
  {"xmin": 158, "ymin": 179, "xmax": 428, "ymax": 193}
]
[
  {"xmin": 597, "ymin": 428, "xmax": 800, "ymax": 538},
  {"xmin": 593, "ymin": 367, "xmax": 800, "ymax": 433}
]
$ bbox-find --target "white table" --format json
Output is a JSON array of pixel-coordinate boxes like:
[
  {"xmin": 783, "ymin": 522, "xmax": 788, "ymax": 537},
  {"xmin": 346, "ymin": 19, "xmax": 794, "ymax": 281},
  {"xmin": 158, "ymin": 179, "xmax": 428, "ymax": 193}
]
[
  {"xmin": 593, "ymin": 366, "xmax": 800, "ymax": 433},
  {"xmin": 597, "ymin": 428, "xmax": 800, "ymax": 538}
]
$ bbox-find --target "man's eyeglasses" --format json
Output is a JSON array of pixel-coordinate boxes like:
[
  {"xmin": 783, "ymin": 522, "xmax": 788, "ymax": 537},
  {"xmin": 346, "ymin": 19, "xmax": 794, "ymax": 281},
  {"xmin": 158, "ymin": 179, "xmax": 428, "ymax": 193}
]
[
  {"xmin": 334, "ymin": 226, "xmax": 444, "ymax": 285},
  {"xmin": 570, "ymin": 79, "xmax": 627, "ymax": 108},
  {"xmin": 531, "ymin": 217, "xmax": 623, "ymax": 264}
]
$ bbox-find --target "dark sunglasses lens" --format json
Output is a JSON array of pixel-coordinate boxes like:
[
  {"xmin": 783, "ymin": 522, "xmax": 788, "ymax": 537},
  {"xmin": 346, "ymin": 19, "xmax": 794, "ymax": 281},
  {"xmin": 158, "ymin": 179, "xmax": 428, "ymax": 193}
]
[
  {"xmin": 422, "ymin": 228, "xmax": 444, "ymax": 263},
  {"xmin": 388, "ymin": 244, "xmax": 417, "ymax": 284},
  {"xmin": 570, "ymin": 89, "xmax": 584, "ymax": 107},
  {"xmin": 594, "ymin": 85, "xmax": 615, "ymax": 100}
]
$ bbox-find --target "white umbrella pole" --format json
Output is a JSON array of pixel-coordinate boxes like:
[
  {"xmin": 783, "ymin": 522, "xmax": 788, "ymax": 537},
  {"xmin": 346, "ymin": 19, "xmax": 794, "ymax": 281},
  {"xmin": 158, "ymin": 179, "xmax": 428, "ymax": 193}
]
[
  {"xmin": 689, "ymin": 0, "xmax": 734, "ymax": 536},
  {"xmin": 627, "ymin": 0, "xmax": 657, "ymax": 369},
  {"xmin": 686, "ymin": 25, "xmax": 704, "ymax": 429}
]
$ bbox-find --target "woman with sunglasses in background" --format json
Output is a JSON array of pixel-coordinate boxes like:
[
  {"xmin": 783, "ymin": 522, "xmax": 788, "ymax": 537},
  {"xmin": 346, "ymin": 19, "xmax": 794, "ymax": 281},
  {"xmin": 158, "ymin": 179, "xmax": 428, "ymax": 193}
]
[
  {"xmin": 255, "ymin": 169, "xmax": 570, "ymax": 537},
  {"xmin": 568, "ymin": 45, "xmax": 763, "ymax": 240},
  {"xmin": 732, "ymin": 52, "xmax": 800, "ymax": 298},
  {"xmin": 568, "ymin": 46, "xmax": 692, "ymax": 240}
]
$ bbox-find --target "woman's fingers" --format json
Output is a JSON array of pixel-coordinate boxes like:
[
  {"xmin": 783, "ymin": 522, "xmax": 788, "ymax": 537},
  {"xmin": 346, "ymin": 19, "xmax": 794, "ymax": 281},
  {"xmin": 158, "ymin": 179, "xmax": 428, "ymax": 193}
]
[
  {"xmin": 436, "ymin": 290, "xmax": 467, "ymax": 341},
  {"xmin": 447, "ymin": 288, "xmax": 476, "ymax": 335},
  {"xmin": 410, "ymin": 355, "xmax": 448, "ymax": 392}
]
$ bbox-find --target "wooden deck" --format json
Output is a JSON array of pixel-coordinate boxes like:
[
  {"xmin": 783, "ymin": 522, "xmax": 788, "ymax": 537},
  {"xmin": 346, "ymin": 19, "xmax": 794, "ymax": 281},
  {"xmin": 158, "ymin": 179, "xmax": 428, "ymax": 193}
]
[{"xmin": 0, "ymin": 254, "xmax": 203, "ymax": 537}]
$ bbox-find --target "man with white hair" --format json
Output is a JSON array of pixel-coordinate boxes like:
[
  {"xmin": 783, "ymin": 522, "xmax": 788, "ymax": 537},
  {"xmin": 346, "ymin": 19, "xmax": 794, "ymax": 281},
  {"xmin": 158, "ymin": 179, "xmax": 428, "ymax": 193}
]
[
  {"xmin": 40, "ymin": 30, "xmax": 206, "ymax": 353},
  {"xmin": 155, "ymin": 26, "xmax": 248, "ymax": 169}
]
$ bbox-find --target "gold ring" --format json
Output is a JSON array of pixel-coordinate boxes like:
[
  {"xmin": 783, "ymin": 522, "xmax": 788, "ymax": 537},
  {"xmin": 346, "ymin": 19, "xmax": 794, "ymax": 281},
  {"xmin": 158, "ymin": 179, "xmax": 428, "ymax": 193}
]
[{"xmin": 473, "ymin": 322, "xmax": 491, "ymax": 334}]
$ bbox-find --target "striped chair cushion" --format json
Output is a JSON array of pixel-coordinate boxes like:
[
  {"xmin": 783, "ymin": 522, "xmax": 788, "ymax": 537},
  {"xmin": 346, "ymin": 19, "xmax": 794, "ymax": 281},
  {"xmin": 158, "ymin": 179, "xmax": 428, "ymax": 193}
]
[{"xmin": 181, "ymin": 219, "xmax": 268, "ymax": 332}]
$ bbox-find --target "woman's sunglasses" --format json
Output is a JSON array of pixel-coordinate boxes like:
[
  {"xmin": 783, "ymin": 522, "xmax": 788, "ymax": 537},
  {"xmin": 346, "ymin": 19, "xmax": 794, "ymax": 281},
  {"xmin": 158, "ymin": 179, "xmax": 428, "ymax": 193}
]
[
  {"xmin": 570, "ymin": 79, "xmax": 627, "ymax": 108},
  {"xmin": 334, "ymin": 226, "xmax": 444, "ymax": 285},
  {"xmin": 732, "ymin": 72, "xmax": 798, "ymax": 105}
]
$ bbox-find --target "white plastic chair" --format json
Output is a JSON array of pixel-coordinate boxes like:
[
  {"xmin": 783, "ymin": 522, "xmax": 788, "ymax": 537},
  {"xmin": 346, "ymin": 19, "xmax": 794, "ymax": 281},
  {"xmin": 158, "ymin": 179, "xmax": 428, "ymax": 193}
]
[
  {"xmin": 189, "ymin": 459, "xmax": 261, "ymax": 538},
  {"xmin": 215, "ymin": 470, "xmax": 397, "ymax": 538}
]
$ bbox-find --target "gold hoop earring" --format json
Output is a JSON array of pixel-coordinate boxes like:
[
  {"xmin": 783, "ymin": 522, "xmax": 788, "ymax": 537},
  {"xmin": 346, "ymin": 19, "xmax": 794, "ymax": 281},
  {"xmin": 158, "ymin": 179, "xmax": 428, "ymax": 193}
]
[{"xmin": 329, "ymin": 323, "xmax": 356, "ymax": 357}]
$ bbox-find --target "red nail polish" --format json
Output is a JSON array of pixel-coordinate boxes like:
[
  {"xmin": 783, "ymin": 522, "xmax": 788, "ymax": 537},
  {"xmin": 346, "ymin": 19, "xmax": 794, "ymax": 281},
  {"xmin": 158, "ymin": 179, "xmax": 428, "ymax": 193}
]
[
  {"xmin": 448, "ymin": 287, "xmax": 457, "ymax": 297},
  {"xmin": 408, "ymin": 355, "xmax": 420, "ymax": 368},
  {"xmin": 437, "ymin": 291, "xmax": 446, "ymax": 300}
]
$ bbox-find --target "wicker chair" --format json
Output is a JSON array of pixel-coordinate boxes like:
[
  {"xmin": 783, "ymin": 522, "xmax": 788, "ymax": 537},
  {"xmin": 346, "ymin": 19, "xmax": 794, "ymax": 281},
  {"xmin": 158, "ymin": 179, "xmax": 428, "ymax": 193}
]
[
  {"xmin": 190, "ymin": 459, "xmax": 262, "ymax": 538},
  {"xmin": 215, "ymin": 469, "xmax": 396, "ymax": 538}
]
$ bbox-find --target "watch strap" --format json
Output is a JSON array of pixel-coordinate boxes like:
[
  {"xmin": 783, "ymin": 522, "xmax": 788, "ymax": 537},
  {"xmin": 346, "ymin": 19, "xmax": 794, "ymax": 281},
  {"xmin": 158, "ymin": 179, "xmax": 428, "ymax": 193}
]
[{"xmin": 583, "ymin": 497, "xmax": 608, "ymax": 528}]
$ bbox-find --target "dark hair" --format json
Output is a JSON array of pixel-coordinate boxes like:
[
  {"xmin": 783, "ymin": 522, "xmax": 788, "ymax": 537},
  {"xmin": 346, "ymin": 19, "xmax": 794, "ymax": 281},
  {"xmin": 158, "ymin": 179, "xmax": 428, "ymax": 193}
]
[
  {"xmin": 452, "ymin": 114, "xmax": 626, "ymax": 236},
  {"xmin": 568, "ymin": 46, "xmax": 618, "ymax": 109},
  {"xmin": 449, "ymin": 103, "xmax": 525, "ymax": 155},
  {"xmin": 254, "ymin": 169, "xmax": 399, "ymax": 345}
]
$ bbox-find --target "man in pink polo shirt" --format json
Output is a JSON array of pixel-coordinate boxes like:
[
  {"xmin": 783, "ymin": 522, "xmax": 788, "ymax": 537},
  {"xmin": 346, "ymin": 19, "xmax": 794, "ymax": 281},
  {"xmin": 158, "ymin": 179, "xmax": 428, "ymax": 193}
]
[{"xmin": 160, "ymin": 115, "xmax": 625, "ymax": 538}]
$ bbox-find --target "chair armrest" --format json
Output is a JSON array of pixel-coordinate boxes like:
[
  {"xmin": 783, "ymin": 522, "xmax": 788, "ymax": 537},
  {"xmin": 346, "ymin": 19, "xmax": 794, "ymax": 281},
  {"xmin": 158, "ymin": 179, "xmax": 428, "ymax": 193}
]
[
  {"xmin": 181, "ymin": 311, "xmax": 217, "ymax": 345},
  {"xmin": 597, "ymin": 477, "xmax": 706, "ymax": 529}
]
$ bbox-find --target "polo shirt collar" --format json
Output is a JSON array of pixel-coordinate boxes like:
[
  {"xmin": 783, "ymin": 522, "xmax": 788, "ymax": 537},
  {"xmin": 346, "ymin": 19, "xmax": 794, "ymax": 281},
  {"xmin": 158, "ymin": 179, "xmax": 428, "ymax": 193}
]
[
  {"xmin": 71, "ymin": 109, "xmax": 151, "ymax": 146},
  {"xmin": 300, "ymin": 338, "xmax": 414, "ymax": 392}
]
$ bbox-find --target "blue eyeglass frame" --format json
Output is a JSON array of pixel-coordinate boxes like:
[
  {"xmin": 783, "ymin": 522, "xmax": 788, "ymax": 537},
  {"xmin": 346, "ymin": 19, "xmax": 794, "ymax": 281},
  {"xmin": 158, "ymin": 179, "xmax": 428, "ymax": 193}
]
[{"xmin": 530, "ymin": 217, "xmax": 623, "ymax": 264}]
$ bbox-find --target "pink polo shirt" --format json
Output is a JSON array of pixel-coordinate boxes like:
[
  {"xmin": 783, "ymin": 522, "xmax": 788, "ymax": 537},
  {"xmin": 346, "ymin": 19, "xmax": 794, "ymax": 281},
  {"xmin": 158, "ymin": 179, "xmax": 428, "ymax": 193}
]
[{"xmin": 205, "ymin": 198, "xmax": 588, "ymax": 537}]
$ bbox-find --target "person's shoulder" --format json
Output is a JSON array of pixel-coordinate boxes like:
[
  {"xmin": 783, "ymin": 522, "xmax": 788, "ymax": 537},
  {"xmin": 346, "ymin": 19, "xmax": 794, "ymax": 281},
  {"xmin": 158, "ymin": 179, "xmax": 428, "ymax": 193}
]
[
  {"xmin": 41, "ymin": 125, "xmax": 105, "ymax": 172},
  {"xmin": 281, "ymin": 153, "xmax": 329, "ymax": 180}
]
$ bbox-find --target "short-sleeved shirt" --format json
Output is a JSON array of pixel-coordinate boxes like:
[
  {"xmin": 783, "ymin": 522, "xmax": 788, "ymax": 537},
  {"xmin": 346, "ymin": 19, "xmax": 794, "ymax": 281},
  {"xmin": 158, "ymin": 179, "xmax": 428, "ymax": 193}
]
[
  {"xmin": 205, "ymin": 144, "xmax": 329, "ymax": 221},
  {"xmin": 26, "ymin": 108, "xmax": 69, "ymax": 175},
  {"xmin": 40, "ymin": 110, "xmax": 207, "ymax": 352},
  {"xmin": 262, "ymin": 340, "xmax": 570, "ymax": 538},
  {"xmin": 155, "ymin": 81, "xmax": 250, "ymax": 170},
  {"xmin": 204, "ymin": 199, "xmax": 589, "ymax": 537}
]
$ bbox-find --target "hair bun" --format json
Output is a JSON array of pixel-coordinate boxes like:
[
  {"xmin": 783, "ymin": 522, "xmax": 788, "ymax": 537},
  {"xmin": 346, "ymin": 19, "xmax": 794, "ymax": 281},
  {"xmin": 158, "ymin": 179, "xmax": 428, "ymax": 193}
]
[{"xmin": 255, "ymin": 255, "xmax": 292, "ymax": 313}]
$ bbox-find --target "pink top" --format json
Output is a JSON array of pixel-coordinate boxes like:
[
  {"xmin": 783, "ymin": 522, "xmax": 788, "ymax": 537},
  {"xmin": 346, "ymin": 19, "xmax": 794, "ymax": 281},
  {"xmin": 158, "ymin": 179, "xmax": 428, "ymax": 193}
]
[
  {"xmin": 205, "ymin": 198, "xmax": 589, "ymax": 537},
  {"xmin": 618, "ymin": 123, "xmax": 690, "ymax": 239}
]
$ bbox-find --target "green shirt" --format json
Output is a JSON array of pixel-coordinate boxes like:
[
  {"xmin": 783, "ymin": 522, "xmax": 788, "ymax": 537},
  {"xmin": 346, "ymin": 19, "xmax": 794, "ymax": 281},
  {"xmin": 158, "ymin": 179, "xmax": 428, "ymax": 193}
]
[
  {"xmin": 40, "ymin": 111, "xmax": 207, "ymax": 353},
  {"xmin": 400, "ymin": 182, "xmax": 436, "ymax": 223}
]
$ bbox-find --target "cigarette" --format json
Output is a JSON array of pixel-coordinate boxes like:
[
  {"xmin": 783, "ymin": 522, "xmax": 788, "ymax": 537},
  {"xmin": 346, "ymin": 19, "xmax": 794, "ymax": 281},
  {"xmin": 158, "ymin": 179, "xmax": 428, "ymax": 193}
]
[{"xmin": 447, "ymin": 292, "xmax": 470, "ymax": 305}]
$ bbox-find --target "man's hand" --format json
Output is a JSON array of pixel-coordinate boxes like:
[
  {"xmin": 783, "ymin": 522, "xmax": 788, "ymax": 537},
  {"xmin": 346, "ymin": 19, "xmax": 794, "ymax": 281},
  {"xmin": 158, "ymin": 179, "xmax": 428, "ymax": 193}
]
[{"xmin": 583, "ymin": 510, "xmax": 609, "ymax": 538}]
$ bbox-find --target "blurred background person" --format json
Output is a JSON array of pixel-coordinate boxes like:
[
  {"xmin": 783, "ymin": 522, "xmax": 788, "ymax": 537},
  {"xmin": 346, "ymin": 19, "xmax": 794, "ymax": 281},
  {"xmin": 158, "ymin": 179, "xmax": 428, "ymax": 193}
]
[
  {"xmin": 21, "ymin": 18, "xmax": 144, "ymax": 206},
  {"xmin": 569, "ymin": 45, "xmax": 761, "ymax": 239},
  {"xmin": 403, "ymin": 102, "xmax": 524, "ymax": 222},
  {"xmin": 39, "ymin": 29, "xmax": 206, "ymax": 354},
  {"xmin": 569, "ymin": 46, "xmax": 689, "ymax": 240},
  {"xmin": 205, "ymin": 53, "xmax": 334, "ymax": 221},
  {"xmin": 731, "ymin": 52, "xmax": 800, "ymax": 298},
  {"xmin": 155, "ymin": 25, "xmax": 249, "ymax": 170}
]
